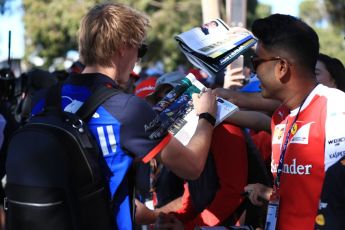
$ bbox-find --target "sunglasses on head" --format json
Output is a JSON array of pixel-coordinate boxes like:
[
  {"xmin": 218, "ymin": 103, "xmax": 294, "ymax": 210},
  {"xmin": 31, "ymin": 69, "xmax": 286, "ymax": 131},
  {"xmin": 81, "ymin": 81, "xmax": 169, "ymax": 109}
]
[
  {"xmin": 138, "ymin": 43, "xmax": 148, "ymax": 59},
  {"xmin": 250, "ymin": 55, "xmax": 282, "ymax": 73}
]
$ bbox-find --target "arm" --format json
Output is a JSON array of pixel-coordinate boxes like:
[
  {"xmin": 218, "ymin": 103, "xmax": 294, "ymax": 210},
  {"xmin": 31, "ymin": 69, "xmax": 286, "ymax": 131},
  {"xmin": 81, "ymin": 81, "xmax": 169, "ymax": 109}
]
[
  {"xmin": 156, "ymin": 196, "xmax": 183, "ymax": 213},
  {"xmin": 225, "ymin": 110, "xmax": 271, "ymax": 132},
  {"xmin": 244, "ymin": 183, "xmax": 272, "ymax": 206},
  {"xmin": 213, "ymin": 88, "xmax": 280, "ymax": 114},
  {"xmin": 135, "ymin": 195, "xmax": 183, "ymax": 225},
  {"xmin": 157, "ymin": 90, "xmax": 217, "ymax": 180},
  {"xmin": 185, "ymin": 124, "xmax": 248, "ymax": 226}
]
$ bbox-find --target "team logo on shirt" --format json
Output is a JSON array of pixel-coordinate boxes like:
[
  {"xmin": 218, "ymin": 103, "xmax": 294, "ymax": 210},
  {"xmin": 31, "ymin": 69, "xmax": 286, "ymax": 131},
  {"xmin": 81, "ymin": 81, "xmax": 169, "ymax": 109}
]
[
  {"xmin": 328, "ymin": 150, "xmax": 345, "ymax": 159},
  {"xmin": 291, "ymin": 123, "xmax": 298, "ymax": 135},
  {"xmin": 327, "ymin": 137, "xmax": 345, "ymax": 146},
  {"xmin": 319, "ymin": 201, "xmax": 328, "ymax": 210},
  {"xmin": 271, "ymin": 158, "xmax": 312, "ymax": 175},
  {"xmin": 315, "ymin": 214, "xmax": 325, "ymax": 226},
  {"xmin": 272, "ymin": 124, "xmax": 286, "ymax": 144},
  {"xmin": 63, "ymin": 97, "xmax": 84, "ymax": 113},
  {"xmin": 93, "ymin": 112, "xmax": 100, "ymax": 118},
  {"xmin": 290, "ymin": 122, "xmax": 314, "ymax": 144}
]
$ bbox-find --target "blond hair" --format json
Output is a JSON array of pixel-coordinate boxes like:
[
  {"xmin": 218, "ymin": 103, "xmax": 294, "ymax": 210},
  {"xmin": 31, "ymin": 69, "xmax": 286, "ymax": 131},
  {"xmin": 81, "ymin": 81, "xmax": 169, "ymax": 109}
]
[{"xmin": 78, "ymin": 2, "xmax": 149, "ymax": 67}]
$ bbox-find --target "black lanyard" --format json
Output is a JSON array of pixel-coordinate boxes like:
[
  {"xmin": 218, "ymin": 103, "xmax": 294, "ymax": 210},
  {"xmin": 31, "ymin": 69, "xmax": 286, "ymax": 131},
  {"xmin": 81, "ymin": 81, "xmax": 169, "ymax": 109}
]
[{"xmin": 274, "ymin": 95, "xmax": 310, "ymax": 189}]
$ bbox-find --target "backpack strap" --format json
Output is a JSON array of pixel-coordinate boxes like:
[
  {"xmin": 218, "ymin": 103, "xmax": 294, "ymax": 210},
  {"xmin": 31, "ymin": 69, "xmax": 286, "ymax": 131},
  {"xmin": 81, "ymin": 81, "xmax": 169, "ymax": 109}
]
[
  {"xmin": 76, "ymin": 85, "xmax": 120, "ymax": 121},
  {"xmin": 44, "ymin": 82, "xmax": 63, "ymax": 110},
  {"xmin": 44, "ymin": 83, "xmax": 120, "ymax": 121}
]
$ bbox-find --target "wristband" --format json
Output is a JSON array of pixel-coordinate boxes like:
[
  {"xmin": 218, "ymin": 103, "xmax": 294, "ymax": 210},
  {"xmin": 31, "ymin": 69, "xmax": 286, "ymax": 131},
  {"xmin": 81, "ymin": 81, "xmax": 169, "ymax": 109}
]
[{"xmin": 198, "ymin": 112, "xmax": 216, "ymax": 126}]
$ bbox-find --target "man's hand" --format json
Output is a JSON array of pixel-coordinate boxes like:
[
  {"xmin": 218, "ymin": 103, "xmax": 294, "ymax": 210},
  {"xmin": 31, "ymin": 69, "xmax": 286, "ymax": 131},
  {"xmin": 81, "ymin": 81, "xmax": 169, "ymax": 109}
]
[
  {"xmin": 212, "ymin": 87, "xmax": 237, "ymax": 101},
  {"xmin": 192, "ymin": 88, "xmax": 217, "ymax": 117},
  {"xmin": 244, "ymin": 183, "xmax": 273, "ymax": 206},
  {"xmin": 135, "ymin": 199, "xmax": 157, "ymax": 225},
  {"xmin": 154, "ymin": 212, "xmax": 184, "ymax": 230},
  {"xmin": 224, "ymin": 65, "xmax": 246, "ymax": 90}
]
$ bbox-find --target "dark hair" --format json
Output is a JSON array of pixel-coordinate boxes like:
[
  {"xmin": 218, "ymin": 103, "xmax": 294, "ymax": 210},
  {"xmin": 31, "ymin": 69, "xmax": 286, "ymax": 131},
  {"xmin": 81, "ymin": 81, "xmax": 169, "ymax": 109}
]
[
  {"xmin": 251, "ymin": 14, "xmax": 319, "ymax": 72},
  {"xmin": 318, "ymin": 53, "xmax": 345, "ymax": 92}
]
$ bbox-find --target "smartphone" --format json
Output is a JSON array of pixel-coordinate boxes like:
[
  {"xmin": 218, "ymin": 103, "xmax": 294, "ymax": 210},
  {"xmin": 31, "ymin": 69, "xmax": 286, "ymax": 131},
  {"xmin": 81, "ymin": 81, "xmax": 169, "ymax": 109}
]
[{"xmin": 223, "ymin": 55, "xmax": 246, "ymax": 89}]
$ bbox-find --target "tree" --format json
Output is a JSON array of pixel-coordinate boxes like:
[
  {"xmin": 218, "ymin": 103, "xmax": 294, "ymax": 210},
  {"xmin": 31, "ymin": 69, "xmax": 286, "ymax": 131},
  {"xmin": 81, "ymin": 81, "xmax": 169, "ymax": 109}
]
[
  {"xmin": 116, "ymin": 0, "xmax": 202, "ymax": 72},
  {"xmin": 299, "ymin": 0, "xmax": 324, "ymax": 26},
  {"xmin": 299, "ymin": 0, "xmax": 345, "ymax": 63},
  {"xmin": 324, "ymin": 0, "xmax": 345, "ymax": 33},
  {"xmin": 23, "ymin": 0, "xmax": 103, "ymax": 68},
  {"xmin": 23, "ymin": 0, "xmax": 202, "ymax": 71},
  {"xmin": 251, "ymin": 1, "xmax": 271, "ymax": 27},
  {"xmin": 21, "ymin": 0, "xmax": 290, "ymax": 72}
]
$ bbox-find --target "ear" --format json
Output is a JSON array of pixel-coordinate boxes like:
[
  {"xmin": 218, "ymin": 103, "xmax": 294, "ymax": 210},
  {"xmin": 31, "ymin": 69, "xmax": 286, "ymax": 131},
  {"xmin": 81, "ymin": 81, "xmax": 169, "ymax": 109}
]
[
  {"xmin": 275, "ymin": 59, "xmax": 290, "ymax": 82},
  {"xmin": 117, "ymin": 45, "xmax": 126, "ymax": 57}
]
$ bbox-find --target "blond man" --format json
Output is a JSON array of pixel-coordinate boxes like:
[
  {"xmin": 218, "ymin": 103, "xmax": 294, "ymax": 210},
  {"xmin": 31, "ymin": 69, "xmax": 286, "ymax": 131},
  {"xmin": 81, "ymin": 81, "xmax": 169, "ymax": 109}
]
[{"xmin": 31, "ymin": 3, "xmax": 216, "ymax": 229}]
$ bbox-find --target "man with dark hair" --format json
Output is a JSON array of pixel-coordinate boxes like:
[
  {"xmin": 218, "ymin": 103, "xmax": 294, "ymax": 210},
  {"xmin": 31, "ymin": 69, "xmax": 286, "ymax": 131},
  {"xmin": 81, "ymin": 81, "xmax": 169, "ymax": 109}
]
[{"xmin": 243, "ymin": 14, "xmax": 345, "ymax": 230}]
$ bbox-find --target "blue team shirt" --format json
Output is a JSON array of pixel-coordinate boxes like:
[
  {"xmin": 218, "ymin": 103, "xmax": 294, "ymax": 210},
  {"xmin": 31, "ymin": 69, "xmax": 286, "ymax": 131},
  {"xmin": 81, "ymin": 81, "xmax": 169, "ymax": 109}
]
[{"xmin": 32, "ymin": 73, "xmax": 170, "ymax": 230}]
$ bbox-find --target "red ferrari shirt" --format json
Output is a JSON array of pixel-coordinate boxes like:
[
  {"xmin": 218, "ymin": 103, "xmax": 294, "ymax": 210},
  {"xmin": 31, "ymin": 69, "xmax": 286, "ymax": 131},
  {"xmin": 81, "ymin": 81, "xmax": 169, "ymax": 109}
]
[{"xmin": 271, "ymin": 84, "xmax": 345, "ymax": 230}]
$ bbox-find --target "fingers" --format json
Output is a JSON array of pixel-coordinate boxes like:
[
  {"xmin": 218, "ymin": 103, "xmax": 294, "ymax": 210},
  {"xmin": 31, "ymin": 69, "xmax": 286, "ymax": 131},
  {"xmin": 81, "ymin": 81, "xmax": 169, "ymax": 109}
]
[
  {"xmin": 226, "ymin": 67, "xmax": 243, "ymax": 75},
  {"xmin": 154, "ymin": 213, "xmax": 183, "ymax": 230},
  {"xmin": 192, "ymin": 88, "xmax": 217, "ymax": 117},
  {"xmin": 244, "ymin": 183, "xmax": 271, "ymax": 206}
]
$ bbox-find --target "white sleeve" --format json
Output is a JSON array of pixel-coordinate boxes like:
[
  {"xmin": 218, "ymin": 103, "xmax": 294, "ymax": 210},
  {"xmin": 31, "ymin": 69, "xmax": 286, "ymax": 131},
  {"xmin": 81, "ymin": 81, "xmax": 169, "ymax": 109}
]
[{"xmin": 324, "ymin": 90, "xmax": 345, "ymax": 171}]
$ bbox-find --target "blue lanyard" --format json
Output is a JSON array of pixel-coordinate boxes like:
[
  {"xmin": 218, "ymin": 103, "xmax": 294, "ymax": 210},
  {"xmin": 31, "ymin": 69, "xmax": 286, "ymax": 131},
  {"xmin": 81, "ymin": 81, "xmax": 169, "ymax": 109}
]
[{"xmin": 274, "ymin": 96, "xmax": 309, "ymax": 189}]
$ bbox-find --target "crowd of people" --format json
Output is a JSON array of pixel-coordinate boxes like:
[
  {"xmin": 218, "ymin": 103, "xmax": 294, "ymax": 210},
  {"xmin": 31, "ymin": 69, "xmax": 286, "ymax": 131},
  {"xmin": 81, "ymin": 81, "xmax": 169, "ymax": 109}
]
[{"xmin": 0, "ymin": 2, "xmax": 344, "ymax": 230}]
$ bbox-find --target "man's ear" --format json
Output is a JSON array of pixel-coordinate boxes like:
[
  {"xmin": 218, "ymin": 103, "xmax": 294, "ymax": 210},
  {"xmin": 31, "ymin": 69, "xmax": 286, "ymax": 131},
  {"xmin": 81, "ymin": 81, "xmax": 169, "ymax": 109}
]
[
  {"xmin": 275, "ymin": 59, "xmax": 290, "ymax": 83},
  {"xmin": 117, "ymin": 45, "xmax": 126, "ymax": 57}
]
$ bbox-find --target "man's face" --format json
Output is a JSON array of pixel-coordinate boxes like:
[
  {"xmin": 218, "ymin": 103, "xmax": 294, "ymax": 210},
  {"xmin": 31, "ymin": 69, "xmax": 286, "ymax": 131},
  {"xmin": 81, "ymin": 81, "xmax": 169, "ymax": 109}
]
[{"xmin": 252, "ymin": 42, "xmax": 282, "ymax": 99}]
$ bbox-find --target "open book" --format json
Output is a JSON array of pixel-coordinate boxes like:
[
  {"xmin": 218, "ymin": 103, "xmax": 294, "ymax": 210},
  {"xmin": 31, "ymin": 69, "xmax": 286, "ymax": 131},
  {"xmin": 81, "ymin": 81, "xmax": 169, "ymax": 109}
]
[
  {"xmin": 149, "ymin": 73, "xmax": 238, "ymax": 145},
  {"xmin": 175, "ymin": 18, "xmax": 257, "ymax": 76}
]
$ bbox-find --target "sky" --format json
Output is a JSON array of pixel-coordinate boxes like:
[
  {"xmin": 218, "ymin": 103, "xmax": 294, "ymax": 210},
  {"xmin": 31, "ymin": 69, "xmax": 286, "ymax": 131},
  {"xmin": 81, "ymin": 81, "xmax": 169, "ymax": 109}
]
[
  {"xmin": 0, "ymin": 0, "xmax": 303, "ymax": 63},
  {"xmin": 0, "ymin": 0, "xmax": 24, "ymax": 62},
  {"xmin": 258, "ymin": 0, "xmax": 302, "ymax": 16}
]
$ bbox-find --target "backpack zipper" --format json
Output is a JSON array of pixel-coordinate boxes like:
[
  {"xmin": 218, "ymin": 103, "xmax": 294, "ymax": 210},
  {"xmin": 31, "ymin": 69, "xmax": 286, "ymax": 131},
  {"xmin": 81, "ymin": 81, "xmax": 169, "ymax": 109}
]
[{"xmin": 5, "ymin": 197, "xmax": 63, "ymax": 208}]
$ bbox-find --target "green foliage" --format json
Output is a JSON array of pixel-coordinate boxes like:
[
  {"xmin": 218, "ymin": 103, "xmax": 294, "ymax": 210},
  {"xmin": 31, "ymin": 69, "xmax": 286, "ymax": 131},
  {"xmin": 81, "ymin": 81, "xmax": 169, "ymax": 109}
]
[
  {"xmin": 23, "ymin": 0, "xmax": 202, "ymax": 71},
  {"xmin": 247, "ymin": 0, "xmax": 260, "ymax": 28},
  {"xmin": 298, "ymin": 0, "xmax": 345, "ymax": 64},
  {"xmin": 116, "ymin": 0, "xmax": 202, "ymax": 72},
  {"xmin": 316, "ymin": 27, "xmax": 345, "ymax": 63},
  {"xmin": 23, "ymin": 0, "xmax": 103, "ymax": 68},
  {"xmin": 324, "ymin": 0, "xmax": 345, "ymax": 33},
  {"xmin": 252, "ymin": 2, "xmax": 271, "ymax": 27},
  {"xmin": 299, "ymin": 0, "xmax": 324, "ymax": 26},
  {"xmin": 22, "ymin": 0, "xmax": 264, "ymax": 72}
]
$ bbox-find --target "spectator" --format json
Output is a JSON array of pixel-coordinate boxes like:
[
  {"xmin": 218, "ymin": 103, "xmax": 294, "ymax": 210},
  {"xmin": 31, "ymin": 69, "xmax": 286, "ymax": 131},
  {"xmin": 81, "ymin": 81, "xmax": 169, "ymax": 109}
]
[
  {"xmin": 31, "ymin": 3, "xmax": 217, "ymax": 229},
  {"xmin": 134, "ymin": 76, "xmax": 157, "ymax": 99},
  {"xmin": 315, "ymin": 53, "xmax": 345, "ymax": 92},
  {"xmin": 123, "ymin": 71, "xmax": 142, "ymax": 94},
  {"xmin": 134, "ymin": 71, "xmax": 186, "ymax": 209},
  {"xmin": 69, "ymin": 60, "xmax": 85, "ymax": 74},
  {"xmin": 243, "ymin": 14, "xmax": 345, "ymax": 230},
  {"xmin": 136, "ymin": 123, "xmax": 249, "ymax": 229},
  {"xmin": 135, "ymin": 71, "xmax": 270, "ymax": 229},
  {"xmin": 15, "ymin": 68, "xmax": 58, "ymax": 123},
  {"xmin": 314, "ymin": 156, "xmax": 345, "ymax": 230}
]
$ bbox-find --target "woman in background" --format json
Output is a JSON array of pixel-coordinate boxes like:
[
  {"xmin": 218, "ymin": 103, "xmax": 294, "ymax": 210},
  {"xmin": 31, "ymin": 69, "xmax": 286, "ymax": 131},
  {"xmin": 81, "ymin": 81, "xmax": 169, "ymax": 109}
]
[{"xmin": 316, "ymin": 53, "xmax": 345, "ymax": 91}]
